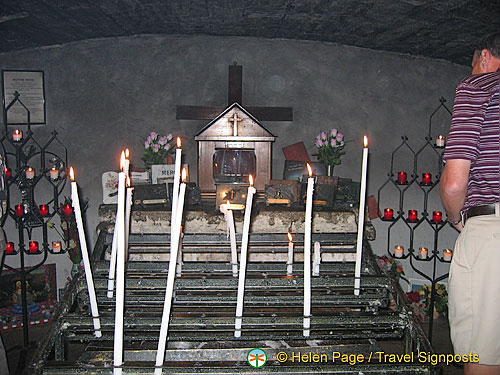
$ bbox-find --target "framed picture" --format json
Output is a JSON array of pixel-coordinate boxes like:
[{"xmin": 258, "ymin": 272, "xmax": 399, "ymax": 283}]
[
  {"xmin": 283, "ymin": 160, "xmax": 326, "ymax": 181},
  {"xmin": 2, "ymin": 70, "xmax": 46, "ymax": 125}
]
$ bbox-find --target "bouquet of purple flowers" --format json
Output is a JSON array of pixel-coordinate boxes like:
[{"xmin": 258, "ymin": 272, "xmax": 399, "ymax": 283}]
[
  {"xmin": 313, "ymin": 128, "xmax": 345, "ymax": 166},
  {"xmin": 142, "ymin": 132, "xmax": 174, "ymax": 169}
]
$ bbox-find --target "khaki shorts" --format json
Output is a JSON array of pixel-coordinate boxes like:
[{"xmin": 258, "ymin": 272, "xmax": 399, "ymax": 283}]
[{"xmin": 448, "ymin": 214, "xmax": 500, "ymax": 365}]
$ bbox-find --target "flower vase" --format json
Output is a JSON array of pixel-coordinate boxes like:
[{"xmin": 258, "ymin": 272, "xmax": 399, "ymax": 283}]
[
  {"xmin": 164, "ymin": 155, "xmax": 174, "ymax": 164},
  {"xmin": 326, "ymin": 164, "xmax": 335, "ymax": 177}
]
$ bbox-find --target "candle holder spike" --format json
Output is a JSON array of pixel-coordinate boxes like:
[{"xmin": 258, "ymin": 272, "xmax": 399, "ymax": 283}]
[
  {"xmin": 0, "ymin": 92, "xmax": 70, "ymax": 365},
  {"xmin": 377, "ymin": 97, "xmax": 455, "ymax": 342}
]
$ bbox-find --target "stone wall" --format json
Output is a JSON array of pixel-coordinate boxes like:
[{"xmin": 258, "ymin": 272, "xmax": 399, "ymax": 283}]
[{"xmin": 0, "ymin": 34, "xmax": 470, "ymax": 289}]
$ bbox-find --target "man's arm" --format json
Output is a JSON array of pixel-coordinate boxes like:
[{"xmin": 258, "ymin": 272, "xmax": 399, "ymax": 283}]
[{"xmin": 440, "ymin": 159, "xmax": 470, "ymax": 231}]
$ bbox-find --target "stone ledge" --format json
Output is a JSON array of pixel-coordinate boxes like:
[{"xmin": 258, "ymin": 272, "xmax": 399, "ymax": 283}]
[{"xmin": 98, "ymin": 204, "xmax": 375, "ymax": 240}]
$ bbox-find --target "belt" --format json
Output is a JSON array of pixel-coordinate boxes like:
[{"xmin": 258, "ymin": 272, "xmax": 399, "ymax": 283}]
[{"xmin": 465, "ymin": 204, "xmax": 498, "ymax": 221}]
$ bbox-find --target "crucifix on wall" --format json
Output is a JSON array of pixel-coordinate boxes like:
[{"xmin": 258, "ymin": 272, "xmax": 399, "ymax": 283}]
[{"xmin": 176, "ymin": 64, "xmax": 293, "ymax": 122}]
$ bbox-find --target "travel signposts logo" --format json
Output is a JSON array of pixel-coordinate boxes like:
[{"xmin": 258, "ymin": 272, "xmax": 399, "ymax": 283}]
[{"xmin": 247, "ymin": 348, "xmax": 267, "ymax": 368}]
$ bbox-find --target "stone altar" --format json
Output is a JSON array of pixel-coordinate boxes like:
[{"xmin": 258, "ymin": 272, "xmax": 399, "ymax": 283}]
[{"xmin": 98, "ymin": 203, "xmax": 376, "ymax": 237}]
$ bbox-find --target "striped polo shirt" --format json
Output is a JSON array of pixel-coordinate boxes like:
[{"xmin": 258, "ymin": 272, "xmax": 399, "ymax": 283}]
[{"xmin": 443, "ymin": 69, "xmax": 500, "ymax": 211}]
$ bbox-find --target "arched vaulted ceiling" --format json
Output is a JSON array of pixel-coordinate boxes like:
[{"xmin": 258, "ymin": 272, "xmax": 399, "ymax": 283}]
[{"xmin": 1, "ymin": 0, "xmax": 499, "ymax": 65}]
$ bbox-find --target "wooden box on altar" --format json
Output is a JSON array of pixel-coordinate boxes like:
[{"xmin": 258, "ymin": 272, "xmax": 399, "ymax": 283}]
[
  {"xmin": 301, "ymin": 175, "xmax": 339, "ymax": 207},
  {"xmin": 265, "ymin": 180, "xmax": 299, "ymax": 206},
  {"xmin": 195, "ymin": 103, "xmax": 275, "ymax": 198}
]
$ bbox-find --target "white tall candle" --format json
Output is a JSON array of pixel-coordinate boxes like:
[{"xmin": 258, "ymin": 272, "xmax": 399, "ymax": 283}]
[
  {"xmin": 155, "ymin": 170, "xmax": 187, "ymax": 375},
  {"xmin": 221, "ymin": 202, "xmax": 238, "ymax": 277},
  {"xmin": 107, "ymin": 221, "xmax": 118, "ymax": 298},
  {"xmin": 113, "ymin": 153, "xmax": 127, "ymax": 375},
  {"xmin": 287, "ymin": 232, "xmax": 294, "ymax": 275},
  {"xmin": 171, "ymin": 137, "xmax": 182, "ymax": 227},
  {"xmin": 108, "ymin": 150, "xmax": 129, "ymax": 298},
  {"xmin": 124, "ymin": 177, "xmax": 133, "ymax": 260},
  {"xmin": 176, "ymin": 227, "xmax": 184, "ymax": 277},
  {"xmin": 69, "ymin": 168, "xmax": 102, "ymax": 338},
  {"xmin": 313, "ymin": 241, "xmax": 321, "ymax": 276},
  {"xmin": 354, "ymin": 136, "xmax": 369, "ymax": 296},
  {"xmin": 303, "ymin": 164, "xmax": 314, "ymax": 337},
  {"xmin": 124, "ymin": 148, "xmax": 130, "ymax": 176},
  {"xmin": 234, "ymin": 175, "xmax": 256, "ymax": 338}
]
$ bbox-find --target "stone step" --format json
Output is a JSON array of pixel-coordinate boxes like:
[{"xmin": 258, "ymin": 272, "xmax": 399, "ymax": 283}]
[
  {"xmin": 88, "ymin": 275, "xmax": 391, "ymax": 290},
  {"xmin": 93, "ymin": 261, "xmax": 375, "ymax": 275},
  {"xmin": 61, "ymin": 314, "xmax": 405, "ymax": 331}
]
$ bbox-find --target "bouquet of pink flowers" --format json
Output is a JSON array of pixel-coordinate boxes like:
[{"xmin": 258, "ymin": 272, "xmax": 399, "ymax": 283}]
[
  {"xmin": 313, "ymin": 128, "xmax": 345, "ymax": 166},
  {"xmin": 142, "ymin": 132, "xmax": 174, "ymax": 169}
]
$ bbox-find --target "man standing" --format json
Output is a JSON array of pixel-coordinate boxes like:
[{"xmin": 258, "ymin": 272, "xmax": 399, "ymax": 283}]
[{"xmin": 440, "ymin": 31, "xmax": 500, "ymax": 375}]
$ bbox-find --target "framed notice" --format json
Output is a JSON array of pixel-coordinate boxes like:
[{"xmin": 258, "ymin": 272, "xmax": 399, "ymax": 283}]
[{"xmin": 2, "ymin": 70, "xmax": 46, "ymax": 125}]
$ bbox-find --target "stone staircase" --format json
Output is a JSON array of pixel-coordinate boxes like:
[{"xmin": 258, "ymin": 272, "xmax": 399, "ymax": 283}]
[{"xmin": 29, "ymin": 229, "xmax": 435, "ymax": 374}]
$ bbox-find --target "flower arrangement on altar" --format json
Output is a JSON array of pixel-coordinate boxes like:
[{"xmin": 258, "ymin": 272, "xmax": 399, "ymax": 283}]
[
  {"xmin": 313, "ymin": 128, "xmax": 346, "ymax": 166},
  {"xmin": 142, "ymin": 132, "xmax": 174, "ymax": 169},
  {"xmin": 405, "ymin": 283, "xmax": 448, "ymax": 322}
]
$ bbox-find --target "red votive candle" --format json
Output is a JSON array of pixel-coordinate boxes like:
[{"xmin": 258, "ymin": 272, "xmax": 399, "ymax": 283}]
[
  {"xmin": 39, "ymin": 204, "xmax": 49, "ymax": 216},
  {"xmin": 62, "ymin": 204, "xmax": 73, "ymax": 216},
  {"xmin": 29, "ymin": 241, "xmax": 39, "ymax": 253},
  {"xmin": 432, "ymin": 211, "xmax": 442, "ymax": 223},
  {"xmin": 422, "ymin": 173, "xmax": 432, "ymax": 185},
  {"xmin": 5, "ymin": 242, "xmax": 15, "ymax": 255},
  {"xmin": 397, "ymin": 172, "xmax": 407, "ymax": 184},
  {"xmin": 15, "ymin": 204, "xmax": 24, "ymax": 217},
  {"xmin": 383, "ymin": 208, "xmax": 394, "ymax": 220},
  {"xmin": 5, "ymin": 168, "xmax": 11, "ymax": 179},
  {"xmin": 408, "ymin": 209, "xmax": 418, "ymax": 222}
]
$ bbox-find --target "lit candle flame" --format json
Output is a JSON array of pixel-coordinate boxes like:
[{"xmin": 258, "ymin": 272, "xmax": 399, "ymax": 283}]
[
  {"xmin": 14, "ymin": 130, "xmax": 20, "ymax": 135},
  {"xmin": 306, "ymin": 163, "xmax": 312, "ymax": 177},
  {"xmin": 181, "ymin": 168, "xmax": 187, "ymax": 182},
  {"xmin": 177, "ymin": 137, "xmax": 182, "ymax": 148},
  {"xmin": 126, "ymin": 176, "xmax": 131, "ymax": 187},
  {"xmin": 363, "ymin": 135, "xmax": 368, "ymax": 147},
  {"xmin": 287, "ymin": 232, "xmax": 293, "ymax": 242},
  {"xmin": 69, "ymin": 167, "xmax": 75, "ymax": 181},
  {"xmin": 125, "ymin": 148, "xmax": 130, "ymax": 159},
  {"xmin": 120, "ymin": 150, "xmax": 126, "ymax": 171},
  {"xmin": 249, "ymin": 174, "xmax": 254, "ymax": 186}
]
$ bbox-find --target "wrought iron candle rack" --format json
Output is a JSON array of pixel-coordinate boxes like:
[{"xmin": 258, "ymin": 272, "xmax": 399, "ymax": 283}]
[
  {"xmin": 0, "ymin": 91, "xmax": 70, "ymax": 361},
  {"xmin": 376, "ymin": 97, "xmax": 457, "ymax": 342}
]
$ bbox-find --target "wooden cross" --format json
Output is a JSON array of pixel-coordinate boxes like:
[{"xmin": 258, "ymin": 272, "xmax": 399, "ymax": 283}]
[
  {"xmin": 176, "ymin": 65, "xmax": 293, "ymax": 121},
  {"xmin": 228, "ymin": 112, "xmax": 242, "ymax": 136}
]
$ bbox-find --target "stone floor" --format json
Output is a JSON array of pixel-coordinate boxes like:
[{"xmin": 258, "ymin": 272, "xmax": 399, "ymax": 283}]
[{"xmin": 1, "ymin": 317, "xmax": 463, "ymax": 375}]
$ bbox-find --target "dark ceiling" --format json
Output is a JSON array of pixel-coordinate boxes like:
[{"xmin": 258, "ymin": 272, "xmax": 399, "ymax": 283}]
[{"xmin": 2, "ymin": 0, "xmax": 499, "ymax": 65}]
